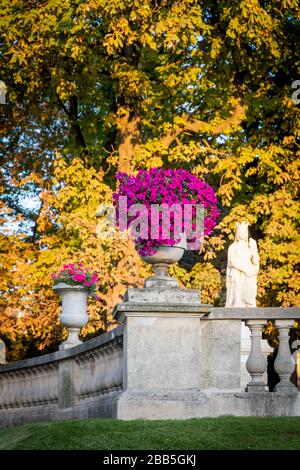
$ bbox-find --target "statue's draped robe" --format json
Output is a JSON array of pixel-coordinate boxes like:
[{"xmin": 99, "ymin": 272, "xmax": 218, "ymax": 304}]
[{"xmin": 225, "ymin": 239, "xmax": 259, "ymax": 307}]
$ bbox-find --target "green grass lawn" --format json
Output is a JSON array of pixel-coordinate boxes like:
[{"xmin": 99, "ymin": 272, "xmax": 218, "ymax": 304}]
[{"xmin": 1, "ymin": 416, "xmax": 300, "ymax": 450}]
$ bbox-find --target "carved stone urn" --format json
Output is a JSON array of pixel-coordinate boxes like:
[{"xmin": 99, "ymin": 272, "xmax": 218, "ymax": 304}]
[
  {"xmin": 53, "ymin": 283, "xmax": 88, "ymax": 349},
  {"xmin": 139, "ymin": 233, "xmax": 187, "ymax": 288}
]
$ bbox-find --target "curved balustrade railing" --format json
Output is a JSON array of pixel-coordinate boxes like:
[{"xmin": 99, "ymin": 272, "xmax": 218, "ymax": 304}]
[
  {"xmin": 0, "ymin": 363, "xmax": 59, "ymax": 409},
  {"xmin": 0, "ymin": 326, "xmax": 123, "ymax": 426}
]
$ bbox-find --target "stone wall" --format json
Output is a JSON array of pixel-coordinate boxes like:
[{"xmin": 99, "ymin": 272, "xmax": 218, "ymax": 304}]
[{"xmin": 1, "ymin": 294, "xmax": 300, "ymax": 425}]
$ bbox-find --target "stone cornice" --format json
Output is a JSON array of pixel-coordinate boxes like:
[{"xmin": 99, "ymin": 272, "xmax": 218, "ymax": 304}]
[{"xmin": 113, "ymin": 302, "xmax": 211, "ymax": 320}]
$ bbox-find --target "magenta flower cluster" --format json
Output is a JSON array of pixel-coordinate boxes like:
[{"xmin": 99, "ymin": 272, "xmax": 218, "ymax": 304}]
[
  {"xmin": 51, "ymin": 263, "xmax": 100, "ymax": 300},
  {"xmin": 113, "ymin": 168, "xmax": 220, "ymax": 256}
]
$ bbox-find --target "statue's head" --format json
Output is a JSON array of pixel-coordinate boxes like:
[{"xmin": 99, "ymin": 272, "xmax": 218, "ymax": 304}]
[{"xmin": 235, "ymin": 221, "xmax": 249, "ymax": 241}]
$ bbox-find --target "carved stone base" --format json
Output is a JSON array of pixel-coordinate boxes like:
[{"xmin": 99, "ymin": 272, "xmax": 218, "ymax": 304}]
[
  {"xmin": 123, "ymin": 287, "xmax": 201, "ymax": 305},
  {"xmin": 275, "ymin": 379, "xmax": 298, "ymax": 394},
  {"xmin": 59, "ymin": 328, "xmax": 82, "ymax": 350},
  {"xmin": 246, "ymin": 383, "xmax": 268, "ymax": 393},
  {"xmin": 144, "ymin": 265, "xmax": 179, "ymax": 288}
]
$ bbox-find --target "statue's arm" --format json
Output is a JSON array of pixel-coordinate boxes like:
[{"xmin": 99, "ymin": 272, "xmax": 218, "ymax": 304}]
[
  {"xmin": 227, "ymin": 245, "xmax": 234, "ymax": 270},
  {"xmin": 249, "ymin": 238, "xmax": 259, "ymax": 266}
]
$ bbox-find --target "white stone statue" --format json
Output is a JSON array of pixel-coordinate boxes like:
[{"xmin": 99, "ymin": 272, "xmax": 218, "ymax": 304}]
[{"xmin": 225, "ymin": 221, "xmax": 259, "ymax": 308}]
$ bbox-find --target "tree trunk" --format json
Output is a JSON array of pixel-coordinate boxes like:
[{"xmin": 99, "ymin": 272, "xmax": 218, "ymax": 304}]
[{"xmin": 117, "ymin": 109, "xmax": 140, "ymax": 174}]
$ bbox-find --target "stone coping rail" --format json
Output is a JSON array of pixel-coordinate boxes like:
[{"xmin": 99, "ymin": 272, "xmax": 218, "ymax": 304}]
[
  {"xmin": 113, "ymin": 304, "xmax": 300, "ymax": 321},
  {"xmin": 208, "ymin": 307, "xmax": 300, "ymax": 320}
]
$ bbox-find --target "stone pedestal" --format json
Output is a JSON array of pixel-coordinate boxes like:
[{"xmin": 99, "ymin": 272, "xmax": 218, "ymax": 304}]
[
  {"xmin": 113, "ymin": 287, "xmax": 211, "ymax": 419},
  {"xmin": 0, "ymin": 339, "xmax": 6, "ymax": 364}
]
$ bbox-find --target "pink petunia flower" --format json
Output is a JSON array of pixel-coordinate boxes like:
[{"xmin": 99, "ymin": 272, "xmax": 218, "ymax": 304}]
[{"xmin": 73, "ymin": 274, "xmax": 86, "ymax": 282}]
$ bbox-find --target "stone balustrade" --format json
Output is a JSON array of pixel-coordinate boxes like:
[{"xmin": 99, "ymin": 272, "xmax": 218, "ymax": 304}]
[
  {"xmin": 0, "ymin": 299, "xmax": 300, "ymax": 425},
  {"xmin": 0, "ymin": 326, "xmax": 123, "ymax": 426},
  {"xmin": 207, "ymin": 308, "xmax": 299, "ymax": 394}
]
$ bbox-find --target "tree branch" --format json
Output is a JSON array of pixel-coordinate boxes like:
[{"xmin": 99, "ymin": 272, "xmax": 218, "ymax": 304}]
[
  {"xmin": 56, "ymin": 94, "xmax": 86, "ymax": 149},
  {"xmin": 161, "ymin": 101, "xmax": 246, "ymax": 148}
]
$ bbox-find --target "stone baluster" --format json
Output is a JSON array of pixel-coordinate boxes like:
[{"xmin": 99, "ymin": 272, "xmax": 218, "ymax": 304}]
[
  {"xmin": 14, "ymin": 371, "xmax": 22, "ymax": 407},
  {"xmin": 1, "ymin": 373, "xmax": 10, "ymax": 408},
  {"xmin": 102, "ymin": 347, "xmax": 113, "ymax": 393},
  {"xmin": 48, "ymin": 364, "xmax": 59, "ymax": 403},
  {"xmin": 35, "ymin": 367, "xmax": 43, "ymax": 404},
  {"xmin": 292, "ymin": 340, "xmax": 300, "ymax": 390},
  {"xmin": 274, "ymin": 320, "xmax": 297, "ymax": 392},
  {"xmin": 75, "ymin": 353, "xmax": 94, "ymax": 398},
  {"xmin": 7, "ymin": 373, "xmax": 16, "ymax": 408},
  {"xmin": 23, "ymin": 370, "xmax": 32, "ymax": 405},
  {"xmin": 245, "ymin": 320, "xmax": 268, "ymax": 392},
  {"xmin": 32, "ymin": 368, "xmax": 40, "ymax": 404},
  {"xmin": 40, "ymin": 366, "xmax": 52, "ymax": 404},
  {"xmin": 110, "ymin": 344, "xmax": 123, "ymax": 391},
  {"xmin": 94, "ymin": 349, "xmax": 106, "ymax": 395},
  {"xmin": 74, "ymin": 357, "xmax": 85, "ymax": 398}
]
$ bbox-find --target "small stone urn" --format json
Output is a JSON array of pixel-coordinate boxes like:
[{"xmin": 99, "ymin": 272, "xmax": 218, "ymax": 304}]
[
  {"xmin": 53, "ymin": 283, "xmax": 88, "ymax": 349},
  {"xmin": 139, "ymin": 233, "xmax": 187, "ymax": 288}
]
